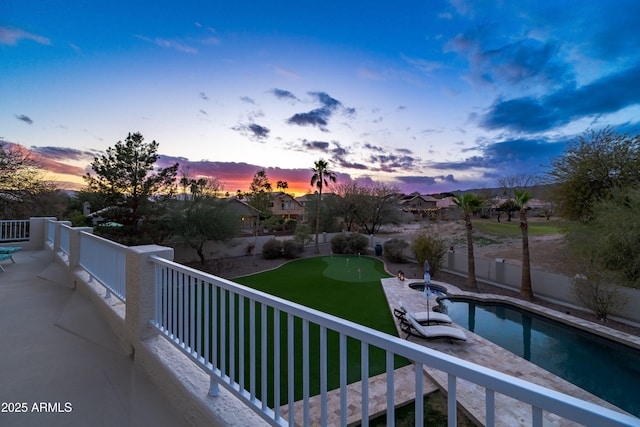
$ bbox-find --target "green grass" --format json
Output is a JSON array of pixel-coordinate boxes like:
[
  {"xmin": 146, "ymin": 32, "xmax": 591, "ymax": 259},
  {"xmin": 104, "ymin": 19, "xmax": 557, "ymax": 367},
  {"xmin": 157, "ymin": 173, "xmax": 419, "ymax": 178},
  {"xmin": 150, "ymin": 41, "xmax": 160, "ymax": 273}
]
[
  {"xmin": 236, "ymin": 255, "xmax": 395, "ymax": 327},
  {"xmin": 211, "ymin": 255, "xmax": 406, "ymax": 406},
  {"xmin": 473, "ymin": 218, "xmax": 563, "ymax": 237}
]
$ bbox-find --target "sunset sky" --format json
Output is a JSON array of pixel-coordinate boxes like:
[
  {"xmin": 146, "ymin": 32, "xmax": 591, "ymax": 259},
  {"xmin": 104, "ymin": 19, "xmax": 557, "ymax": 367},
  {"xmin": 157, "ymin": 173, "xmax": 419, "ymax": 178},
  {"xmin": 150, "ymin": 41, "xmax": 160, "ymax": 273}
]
[{"xmin": 2, "ymin": 1, "xmax": 640, "ymax": 196}]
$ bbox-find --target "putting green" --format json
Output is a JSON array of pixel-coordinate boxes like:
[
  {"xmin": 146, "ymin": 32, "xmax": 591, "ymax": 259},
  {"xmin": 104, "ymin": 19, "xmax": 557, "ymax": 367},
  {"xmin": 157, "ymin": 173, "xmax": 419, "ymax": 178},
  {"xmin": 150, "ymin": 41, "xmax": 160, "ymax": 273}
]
[
  {"xmin": 233, "ymin": 254, "xmax": 404, "ymax": 404},
  {"xmin": 321, "ymin": 255, "xmax": 385, "ymax": 282}
]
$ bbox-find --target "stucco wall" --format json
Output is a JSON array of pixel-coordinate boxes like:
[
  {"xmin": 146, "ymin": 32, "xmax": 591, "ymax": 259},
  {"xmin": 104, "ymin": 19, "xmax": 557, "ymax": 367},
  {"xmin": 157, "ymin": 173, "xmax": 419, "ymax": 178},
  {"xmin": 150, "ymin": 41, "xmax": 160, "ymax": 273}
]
[{"xmin": 442, "ymin": 251, "xmax": 640, "ymax": 326}]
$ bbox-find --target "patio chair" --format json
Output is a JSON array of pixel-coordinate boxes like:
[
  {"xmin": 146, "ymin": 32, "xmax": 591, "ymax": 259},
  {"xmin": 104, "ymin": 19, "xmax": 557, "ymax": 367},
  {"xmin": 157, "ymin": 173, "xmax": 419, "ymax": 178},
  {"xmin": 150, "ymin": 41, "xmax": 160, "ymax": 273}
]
[
  {"xmin": 0, "ymin": 253, "xmax": 15, "ymax": 272},
  {"xmin": 0, "ymin": 247, "xmax": 22, "ymax": 254},
  {"xmin": 401, "ymin": 313, "xmax": 467, "ymax": 342},
  {"xmin": 394, "ymin": 301, "xmax": 452, "ymax": 325}
]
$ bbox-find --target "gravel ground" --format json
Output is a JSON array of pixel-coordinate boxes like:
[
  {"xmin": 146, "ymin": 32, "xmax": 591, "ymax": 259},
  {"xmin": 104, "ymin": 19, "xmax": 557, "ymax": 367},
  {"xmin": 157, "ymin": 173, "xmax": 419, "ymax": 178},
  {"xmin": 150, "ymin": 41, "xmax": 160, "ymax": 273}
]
[{"xmin": 187, "ymin": 243, "xmax": 640, "ymax": 338}]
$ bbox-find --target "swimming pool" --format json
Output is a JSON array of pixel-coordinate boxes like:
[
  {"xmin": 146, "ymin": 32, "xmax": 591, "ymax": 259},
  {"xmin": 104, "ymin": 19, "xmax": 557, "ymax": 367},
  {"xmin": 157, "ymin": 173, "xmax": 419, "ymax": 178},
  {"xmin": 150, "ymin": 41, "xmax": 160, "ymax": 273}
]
[
  {"xmin": 407, "ymin": 282, "xmax": 448, "ymax": 297},
  {"xmin": 438, "ymin": 298, "xmax": 640, "ymax": 417}
]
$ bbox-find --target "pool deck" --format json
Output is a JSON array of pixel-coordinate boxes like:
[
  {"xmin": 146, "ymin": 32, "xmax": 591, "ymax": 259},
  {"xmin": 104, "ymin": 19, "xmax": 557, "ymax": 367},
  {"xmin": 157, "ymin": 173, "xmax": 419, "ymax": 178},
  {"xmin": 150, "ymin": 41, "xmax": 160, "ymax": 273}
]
[{"xmin": 381, "ymin": 276, "xmax": 639, "ymax": 426}]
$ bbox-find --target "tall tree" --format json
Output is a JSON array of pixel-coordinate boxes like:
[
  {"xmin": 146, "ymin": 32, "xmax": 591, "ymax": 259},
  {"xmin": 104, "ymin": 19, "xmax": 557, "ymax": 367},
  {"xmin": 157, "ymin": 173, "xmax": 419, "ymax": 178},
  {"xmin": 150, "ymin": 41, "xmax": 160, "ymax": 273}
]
[
  {"xmin": 515, "ymin": 189, "xmax": 533, "ymax": 300},
  {"xmin": 276, "ymin": 180, "xmax": 289, "ymax": 192},
  {"xmin": 348, "ymin": 182, "xmax": 401, "ymax": 235},
  {"xmin": 310, "ymin": 159, "xmax": 337, "ymax": 253},
  {"xmin": 169, "ymin": 176, "xmax": 238, "ymax": 265},
  {"xmin": 180, "ymin": 173, "xmax": 222, "ymax": 201},
  {"xmin": 496, "ymin": 174, "xmax": 538, "ymax": 222},
  {"xmin": 84, "ymin": 132, "xmax": 178, "ymax": 230},
  {"xmin": 246, "ymin": 169, "xmax": 273, "ymax": 229},
  {"xmin": 0, "ymin": 141, "xmax": 57, "ymax": 218},
  {"xmin": 569, "ymin": 188, "xmax": 640, "ymax": 289},
  {"xmin": 333, "ymin": 182, "xmax": 362, "ymax": 231},
  {"xmin": 547, "ymin": 128, "xmax": 640, "ymax": 222},
  {"xmin": 497, "ymin": 199, "xmax": 519, "ymax": 222},
  {"xmin": 453, "ymin": 193, "xmax": 483, "ymax": 290}
]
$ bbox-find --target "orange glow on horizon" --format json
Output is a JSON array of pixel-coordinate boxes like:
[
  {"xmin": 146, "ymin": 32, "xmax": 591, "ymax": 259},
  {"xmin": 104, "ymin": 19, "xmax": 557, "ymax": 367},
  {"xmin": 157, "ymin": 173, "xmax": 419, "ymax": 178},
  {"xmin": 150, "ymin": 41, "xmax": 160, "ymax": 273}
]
[
  {"xmin": 52, "ymin": 170, "xmax": 315, "ymax": 197},
  {"xmin": 219, "ymin": 177, "xmax": 313, "ymax": 197}
]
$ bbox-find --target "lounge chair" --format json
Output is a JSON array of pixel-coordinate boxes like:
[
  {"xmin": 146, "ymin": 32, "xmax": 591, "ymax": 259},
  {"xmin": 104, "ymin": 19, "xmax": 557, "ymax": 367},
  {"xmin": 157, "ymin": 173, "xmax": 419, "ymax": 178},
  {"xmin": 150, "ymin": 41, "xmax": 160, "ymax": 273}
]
[
  {"xmin": 401, "ymin": 313, "xmax": 467, "ymax": 341},
  {"xmin": 394, "ymin": 301, "xmax": 452, "ymax": 325},
  {"xmin": 0, "ymin": 253, "xmax": 15, "ymax": 272},
  {"xmin": 0, "ymin": 247, "xmax": 22, "ymax": 254}
]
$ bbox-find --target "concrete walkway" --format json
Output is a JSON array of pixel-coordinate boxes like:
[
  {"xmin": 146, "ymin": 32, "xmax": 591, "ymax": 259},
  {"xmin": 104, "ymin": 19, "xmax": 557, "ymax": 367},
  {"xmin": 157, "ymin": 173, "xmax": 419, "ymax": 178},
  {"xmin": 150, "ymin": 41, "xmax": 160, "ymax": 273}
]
[{"xmin": 0, "ymin": 249, "xmax": 188, "ymax": 427}]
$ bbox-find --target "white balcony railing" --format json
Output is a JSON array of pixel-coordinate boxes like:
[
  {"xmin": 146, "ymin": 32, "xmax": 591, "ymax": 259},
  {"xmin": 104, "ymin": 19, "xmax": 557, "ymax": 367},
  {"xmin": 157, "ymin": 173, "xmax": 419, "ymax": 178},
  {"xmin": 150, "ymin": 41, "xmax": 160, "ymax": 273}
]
[
  {"xmin": 9, "ymin": 218, "xmax": 638, "ymax": 427},
  {"xmin": 78, "ymin": 231, "xmax": 127, "ymax": 301},
  {"xmin": 59, "ymin": 224, "xmax": 71, "ymax": 256},
  {"xmin": 47, "ymin": 220, "xmax": 55, "ymax": 247},
  {"xmin": 148, "ymin": 255, "xmax": 636, "ymax": 427},
  {"xmin": 0, "ymin": 219, "xmax": 30, "ymax": 242}
]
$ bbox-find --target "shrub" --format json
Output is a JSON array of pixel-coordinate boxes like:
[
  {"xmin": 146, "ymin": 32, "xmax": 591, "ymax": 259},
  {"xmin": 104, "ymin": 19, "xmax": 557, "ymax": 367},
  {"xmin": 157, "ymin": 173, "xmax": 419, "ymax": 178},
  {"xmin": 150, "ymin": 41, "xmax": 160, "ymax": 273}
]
[
  {"xmin": 412, "ymin": 234, "xmax": 447, "ymax": 276},
  {"xmin": 262, "ymin": 239, "xmax": 284, "ymax": 259},
  {"xmin": 330, "ymin": 233, "xmax": 347, "ymax": 253},
  {"xmin": 572, "ymin": 272, "xmax": 627, "ymax": 321},
  {"xmin": 263, "ymin": 215, "xmax": 283, "ymax": 232},
  {"xmin": 283, "ymin": 239, "xmax": 304, "ymax": 259},
  {"xmin": 70, "ymin": 214, "xmax": 89, "ymax": 227},
  {"xmin": 294, "ymin": 223, "xmax": 314, "ymax": 245},
  {"xmin": 383, "ymin": 238, "xmax": 409, "ymax": 263},
  {"xmin": 284, "ymin": 219, "xmax": 297, "ymax": 231},
  {"xmin": 331, "ymin": 232, "xmax": 368, "ymax": 254}
]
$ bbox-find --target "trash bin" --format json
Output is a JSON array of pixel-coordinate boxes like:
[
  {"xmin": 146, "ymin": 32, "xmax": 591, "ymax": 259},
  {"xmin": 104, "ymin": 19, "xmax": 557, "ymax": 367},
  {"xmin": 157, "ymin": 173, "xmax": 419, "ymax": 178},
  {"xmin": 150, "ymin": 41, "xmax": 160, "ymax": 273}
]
[{"xmin": 375, "ymin": 243, "xmax": 383, "ymax": 256}]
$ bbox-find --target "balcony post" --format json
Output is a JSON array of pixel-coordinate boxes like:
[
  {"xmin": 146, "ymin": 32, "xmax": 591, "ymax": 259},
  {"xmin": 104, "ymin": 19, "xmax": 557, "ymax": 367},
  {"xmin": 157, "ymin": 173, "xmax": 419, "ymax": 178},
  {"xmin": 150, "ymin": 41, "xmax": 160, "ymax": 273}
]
[
  {"xmin": 125, "ymin": 245, "xmax": 174, "ymax": 344},
  {"xmin": 28, "ymin": 217, "xmax": 56, "ymax": 250},
  {"xmin": 68, "ymin": 227, "xmax": 93, "ymax": 272}
]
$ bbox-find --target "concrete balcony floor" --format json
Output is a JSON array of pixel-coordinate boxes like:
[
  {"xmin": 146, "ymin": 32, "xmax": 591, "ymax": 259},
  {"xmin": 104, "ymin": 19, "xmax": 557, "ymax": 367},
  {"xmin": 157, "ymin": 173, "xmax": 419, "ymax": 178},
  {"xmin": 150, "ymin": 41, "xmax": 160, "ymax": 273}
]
[{"xmin": 0, "ymin": 249, "xmax": 188, "ymax": 427}]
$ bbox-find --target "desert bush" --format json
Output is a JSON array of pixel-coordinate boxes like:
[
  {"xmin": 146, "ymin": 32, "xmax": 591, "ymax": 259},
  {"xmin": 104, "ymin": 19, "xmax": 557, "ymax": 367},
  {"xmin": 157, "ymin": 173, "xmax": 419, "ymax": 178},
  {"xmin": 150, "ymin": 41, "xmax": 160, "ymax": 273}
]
[
  {"xmin": 262, "ymin": 238, "xmax": 284, "ymax": 259},
  {"xmin": 294, "ymin": 223, "xmax": 314, "ymax": 245},
  {"xmin": 331, "ymin": 232, "xmax": 368, "ymax": 254},
  {"xmin": 383, "ymin": 238, "xmax": 409, "ymax": 263},
  {"xmin": 572, "ymin": 272, "xmax": 627, "ymax": 321},
  {"xmin": 263, "ymin": 215, "xmax": 283, "ymax": 232},
  {"xmin": 283, "ymin": 239, "xmax": 304, "ymax": 259},
  {"xmin": 411, "ymin": 234, "xmax": 447, "ymax": 276}
]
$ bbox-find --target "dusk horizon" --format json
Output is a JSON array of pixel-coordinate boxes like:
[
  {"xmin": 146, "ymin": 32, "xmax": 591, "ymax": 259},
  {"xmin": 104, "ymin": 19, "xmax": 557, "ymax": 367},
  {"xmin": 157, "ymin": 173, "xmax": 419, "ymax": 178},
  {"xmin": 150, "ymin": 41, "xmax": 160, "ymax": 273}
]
[{"xmin": 3, "ymin": 1, "xmax": 640, "ymax": 196}]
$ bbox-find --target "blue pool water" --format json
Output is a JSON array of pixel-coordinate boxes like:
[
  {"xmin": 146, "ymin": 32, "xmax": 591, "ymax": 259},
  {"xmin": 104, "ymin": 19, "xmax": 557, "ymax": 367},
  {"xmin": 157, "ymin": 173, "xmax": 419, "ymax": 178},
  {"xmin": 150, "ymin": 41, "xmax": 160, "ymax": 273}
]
[
  {"xmin": 437, "ymin": 298, "xmax": 640, "ymax": 417},
  {"xmin": 407, "ymin": 283, "xmax": 448, "ymax": 297}
]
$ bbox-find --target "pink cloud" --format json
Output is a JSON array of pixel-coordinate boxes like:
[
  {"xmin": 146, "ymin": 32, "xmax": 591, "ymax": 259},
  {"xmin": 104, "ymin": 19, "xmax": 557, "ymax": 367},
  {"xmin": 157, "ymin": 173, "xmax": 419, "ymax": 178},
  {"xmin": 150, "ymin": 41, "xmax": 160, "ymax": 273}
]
[{"xmin": 0, "ymin": 27, "xmax": 50, "ymax": 45}]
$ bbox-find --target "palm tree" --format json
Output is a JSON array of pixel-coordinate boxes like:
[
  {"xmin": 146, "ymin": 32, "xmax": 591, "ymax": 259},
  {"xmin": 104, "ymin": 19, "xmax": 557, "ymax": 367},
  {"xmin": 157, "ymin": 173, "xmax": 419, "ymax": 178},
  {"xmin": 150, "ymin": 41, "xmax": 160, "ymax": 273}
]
[
  {"xmin": 310, "ymin": 159, "xmax": 337, "ymax": 253},
  {"xmin": 453, "ymin": 193, "xmax": 483, "ymax": 290},
  {"xmin": 515, "ymin": 189, "xmax": 533, "ymax": 300},
  {"xmin": 277, "ymin": 180, "xmax": 289, "ymax": 193}
]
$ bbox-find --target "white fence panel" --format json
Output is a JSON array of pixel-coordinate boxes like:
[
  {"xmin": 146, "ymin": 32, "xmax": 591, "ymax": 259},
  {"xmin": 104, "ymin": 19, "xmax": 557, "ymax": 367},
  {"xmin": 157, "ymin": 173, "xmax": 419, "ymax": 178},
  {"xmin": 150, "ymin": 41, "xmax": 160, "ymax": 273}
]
[{"xmin": 79, "ymin": 232, "xmax": 127, "ymax": 300}]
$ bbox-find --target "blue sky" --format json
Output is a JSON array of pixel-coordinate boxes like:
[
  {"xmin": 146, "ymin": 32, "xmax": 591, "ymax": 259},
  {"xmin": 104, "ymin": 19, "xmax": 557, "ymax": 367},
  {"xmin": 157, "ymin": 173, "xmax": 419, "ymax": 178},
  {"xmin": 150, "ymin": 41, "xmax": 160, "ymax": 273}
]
[{"xmin": 2, "ymin": 0, "xmax": 640, "ymax": 195}]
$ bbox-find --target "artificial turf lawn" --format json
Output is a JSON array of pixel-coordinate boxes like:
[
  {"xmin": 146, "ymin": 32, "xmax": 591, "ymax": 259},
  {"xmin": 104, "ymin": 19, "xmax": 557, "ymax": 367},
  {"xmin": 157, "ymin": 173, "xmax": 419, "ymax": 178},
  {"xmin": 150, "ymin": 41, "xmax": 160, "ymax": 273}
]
[
  {"xmin": 229, "ymin": 255, "xmax": 408, "ymax": 405},
  {"xmin": 236, "ymin": 255, "xmax": 397, "ymax": 328}
]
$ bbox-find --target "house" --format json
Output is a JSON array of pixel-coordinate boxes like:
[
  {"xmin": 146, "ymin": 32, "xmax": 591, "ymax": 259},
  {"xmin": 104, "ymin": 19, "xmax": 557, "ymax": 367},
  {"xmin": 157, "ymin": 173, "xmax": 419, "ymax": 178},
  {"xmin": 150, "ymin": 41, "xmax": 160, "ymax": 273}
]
[
  {"xmin": 398, "ymin": 192, "xmax": 438, "ymax": 212},
  {"xmin": 397, "ymin": 192, "xmax": 440, "ymax": 218},
  {"xmin": 270, "ymin": 192, "xmax": 305, "ymax": 222},
  {"xmin": 434, "ymin": 196, "xmax": 461, "ymax": 220},
  {"xmin": 225, "ymin": 197, "xmax": 261, "ymax": 232}
]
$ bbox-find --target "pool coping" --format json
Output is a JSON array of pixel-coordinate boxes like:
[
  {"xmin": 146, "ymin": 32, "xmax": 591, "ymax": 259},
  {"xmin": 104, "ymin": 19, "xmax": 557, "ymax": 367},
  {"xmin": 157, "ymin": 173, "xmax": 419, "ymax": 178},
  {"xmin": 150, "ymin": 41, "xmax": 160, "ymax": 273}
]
[{"xmin": 440, "ymin": 282, "xmax": 640, "ymax": 352}]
